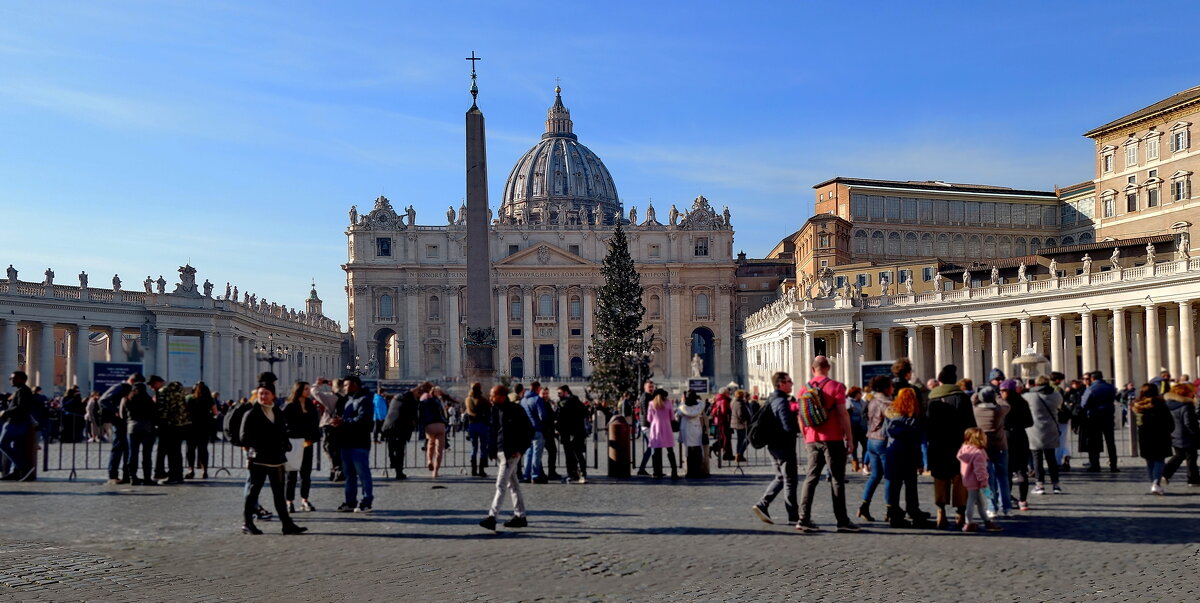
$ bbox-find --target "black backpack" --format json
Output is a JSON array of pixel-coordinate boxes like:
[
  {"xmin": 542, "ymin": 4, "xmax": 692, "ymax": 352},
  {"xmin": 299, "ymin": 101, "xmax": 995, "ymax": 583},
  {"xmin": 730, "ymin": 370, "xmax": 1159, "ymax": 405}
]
[
  {"xmin": 223, "ymin": 402, "xmax": 253, "ymax": 446},
  {"xmin": 748, "ymin": 403, "xmax": 779, "ymax": 449}
]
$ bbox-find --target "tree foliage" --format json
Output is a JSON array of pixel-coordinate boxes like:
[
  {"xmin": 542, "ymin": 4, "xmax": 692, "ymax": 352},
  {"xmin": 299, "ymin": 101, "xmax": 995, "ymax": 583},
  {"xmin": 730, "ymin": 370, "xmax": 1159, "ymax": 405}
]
[{"xmin": 587, "ymin": 219, "xmax": 652, "ymax": 402}]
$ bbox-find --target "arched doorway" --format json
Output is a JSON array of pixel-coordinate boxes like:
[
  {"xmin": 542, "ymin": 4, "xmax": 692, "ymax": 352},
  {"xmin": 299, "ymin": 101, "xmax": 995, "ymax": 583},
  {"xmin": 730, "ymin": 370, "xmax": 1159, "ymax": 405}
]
[
  {"xmin": 570, "ymin": 356, "xmax": 583, "ymax": 378},
  {"xmin": 690, "ymin": 327, "xmax": 715, "ymax": 379},
  {"xmin": 374, "ymin": 328, "xmax": 399, "ymax": 379},
  {"xmin": 510, "ymin": 357, "xmax": 524, "ymax": 379}
]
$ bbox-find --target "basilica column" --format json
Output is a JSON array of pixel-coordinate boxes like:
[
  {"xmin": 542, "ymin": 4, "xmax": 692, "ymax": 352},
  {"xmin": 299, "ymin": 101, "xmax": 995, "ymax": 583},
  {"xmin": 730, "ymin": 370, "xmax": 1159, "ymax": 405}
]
[
  {"xmin": 497, "ymin": 287, "xmax": 509, "ymax": 377},
  {"xmin": 1063, "ymin": 317, "xmax": 1078, "ymax": 380},
  {"xmin": 1165, "ymin": 309, "xmax": 1181, "ymax": 379},
  {"xmin": 667, "ymin": 285, "xmax": 683, "ymax": 378},
  {"xmin": 1096, "ymin": 314, "xmax": 1112, "ymax": 378},
  {"xmin": 716, "ymin": 285, "xmax": 732, "ymax": 380},
  {"xmin": 960, "ymin": 321, "xmax": 975, "ymax": 384},
  {"xmin": 3, "ymin": 320, "xmax": 18, "ymax": 378},
  {"xmin": 1144, "ymin": 304, "xmax": 1160, "ymax": 380},
  {"xmin": 1080, "ymin": 311, "xmax": 1095, "ymax": 374},
  {"xmin": 521, "ymin": 286, "xmax": 534, "ymax": 379},
  {"xmin": 1048, "ymin": 316, "xmax": 1062, "ymax": 374},
  {"xmin": 447, "ymin": 286, "xmax": 461, "ymax": 379},
  {"xmin": 404, "ymin": 286, "xmax": 420, "ymax": 379},
  {"xmin": 800, "ymin": 330, "xmax": 814, "ymax": 380},
  {"xmin": 933, "ymin": 324, "xmax": 946, "ymax": 371},
  {"xmin": 582, "ymin": 285, "xmax": 595, "ymax": 375},
  {"xmin": 226, "ymin": 334, "xmax": 239, "ymax": 398},
  {"xmin": 1112, "ymin": 308, "xmax": 1128, "ymax": 389},
  {"xmin": 556, "ymin": 286, "xmax": 568, "ymax": 378},
  {"xmin": 1180, "ymin": 301, "xmax": 1196, "ymax": 379},
  {"xmin": 907, "ymin": 326, "xmax": 922, "ymax": 380},
  {"xmin": 73, "ymin": 324, "xmax": 91, "ymax": 392}
]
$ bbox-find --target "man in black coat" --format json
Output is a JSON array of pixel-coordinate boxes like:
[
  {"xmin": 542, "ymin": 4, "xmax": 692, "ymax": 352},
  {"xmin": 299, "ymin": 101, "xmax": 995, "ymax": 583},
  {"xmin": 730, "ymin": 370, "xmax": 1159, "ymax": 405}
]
[
  {"xmin": 555, "ymin": 385, "xmax": 589, "ymax": 483},
  {"xmin": 752, "ymin": 371, "xmax": 799, "ymax": 527},
  {"xmin": 0, "ymin": 371, "xmax": 36, "ymax": 480},
  {"xmin": 382, "ymin": 382, "xmax": 428, "ymax": 480},
  {"xmin": 925, "ymin": 365, "xmax": 976, "ymax": 528},
  {"xmin": 481, "ymin": 385, "xmax": 534, "ymax": 531}
]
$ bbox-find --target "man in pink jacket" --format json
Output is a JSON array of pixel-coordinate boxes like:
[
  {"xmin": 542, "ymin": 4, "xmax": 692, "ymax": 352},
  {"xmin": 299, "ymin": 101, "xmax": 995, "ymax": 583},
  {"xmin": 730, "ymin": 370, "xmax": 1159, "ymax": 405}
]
[{"xmin": 796, "ymin": 356, "xmax": 859, "ymax": 533}]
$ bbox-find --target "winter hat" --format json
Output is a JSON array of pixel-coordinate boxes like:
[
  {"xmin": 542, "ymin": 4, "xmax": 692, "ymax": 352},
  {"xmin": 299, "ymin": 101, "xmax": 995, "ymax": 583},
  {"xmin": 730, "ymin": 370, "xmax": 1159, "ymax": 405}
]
[
  {"xmin": 975, "ymin": 387, "xmax": 997, "ymax": 405},
  {"xmin": 999, "ymin": 379, "xmax": 1021, "ymax": 393},
  {"xmin": 937, "ymin": 365, "xmax": 958, "ymax": 384},
  {"xmin": 988, "ymin": 368, "xmax": 1005, "ymax": 382}
]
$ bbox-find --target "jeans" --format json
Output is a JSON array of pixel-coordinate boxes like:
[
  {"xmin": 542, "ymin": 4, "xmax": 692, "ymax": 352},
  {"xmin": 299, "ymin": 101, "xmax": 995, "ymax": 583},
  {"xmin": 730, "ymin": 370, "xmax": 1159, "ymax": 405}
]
[
  {"xmin": 489, "ymin": 453, "xmax": 526, "ymax": 518},
  {"xmin": 759, "ymin": 447, "xmax": 798, "ymax": 522},
  {"xmin": 128, "ymin": 431, "xmax": 156, "ymax": 482},
  {"xmin": 523, "ymin": 432, "xmax": 546, "ymax": 480},
  {"xmin": 861, "ymin": 439, "xmax": 888, "ymax": 504},
  {"xmin": 185, "ymin": 425, "xmax": 209, "ymax": 471},
  {"xmin": 799, "ymin": 440, "xmax": 850, "ymax": 524},
  {"xmin": 468, "ymin": 423, "xmax": 490, "ymax": 465},
  {"xmin": 1055, "ymin": 424, "xmax": 1071, "ymax": 464},
  {"xmin": 1163, "ymin": 446, "xmax": 1199, "ymax": 484},
  {"xmin": 107, "ymin": 422, "xmax": 129, "ymax": 480},
  {"xmin": 341, "ymin": 447, "xmax": 373, "ymax": 506},
  {"xmin": 286, "ymin": 445, "xmax": 314, "ymax": 501},
  {"xmin": 0, "ymin": 421, "xmax": 30, "ymax": 475},
  {"xmin": 1033, "ymin": 448, "xmax": 1061, "ymax": 485},
  {"xmin": 987, "ymin": 449, "xmax": 1011, "ymax": 513},
  {"xmin": 1146, "ymin": 458, "xmax": 1166, "ymax": 483},
  {"xmin": 244, "ymin": 462, "xmax": 294, "ymax": 527},
  {"xmin": 735, "ymin": 428, "xmax": 749, "ymax": 456}
]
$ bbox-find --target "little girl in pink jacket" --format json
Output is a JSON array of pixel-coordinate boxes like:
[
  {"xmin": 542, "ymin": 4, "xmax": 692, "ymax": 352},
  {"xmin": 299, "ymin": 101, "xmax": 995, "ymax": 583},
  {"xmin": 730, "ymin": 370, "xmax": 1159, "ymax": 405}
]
[{"xmin": 957, "ymin": 428, "xmax": 1002, "ymax": 533}]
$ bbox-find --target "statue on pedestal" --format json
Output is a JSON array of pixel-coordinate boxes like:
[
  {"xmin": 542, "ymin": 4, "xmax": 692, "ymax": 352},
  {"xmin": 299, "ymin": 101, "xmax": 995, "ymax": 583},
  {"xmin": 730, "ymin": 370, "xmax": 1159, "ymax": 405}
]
[
  {"xmin": 668, "ymin": 204, "xmax": 679, "ymax": 226},
  {"xmin": 406, "ymin": 205, "xmax": 416, "ymax": 227},
  {"xmin": 155, "ymin": 276, "xmax": 166, "ymax": 294},
  {"xmin": 629, "ymin": 206, "xmax": 637, "ymax": 225},
  {"xmin": 645, "ymin": 202, "xmax": 656, "ymax": 224},
  {"xmin": 447, "ymin": 206, "xmax": 456, "ymax": 225},
  {"xmin": 349, "ymin": 205, "xmax": 357, "ymax": 225},
  {"xmin": 1110, "ymin": 247, "xmax": 1121, "ymax": 270},
  {"xmin": 1146, "ymin": 242, "xmax": 1156, "ymax": 264},
  {"xmin": 112, "ymin": 274, "xmax": 122, "ymax": 291},
  {"xmin": 78, "ymin": 271, "xmax": 88, "ymax": 289},
  {"xmin": 203, "ymin": 279, "xmax": 213, "ymax": 298},
  {"xmin": 44, "ymin": 268, "xmax": 54, "ymax": 286},
  {"xmin": 1049, "ymin": 258, "xmax": 1058, "ymax": 277},
  {"xmin": 225, "ymin": 282, "xmax": 231, "ymax": 299},
  {"xmin": 1017, "ymin": 263, "xmax": 1027, "ymax": 283},
  {"xmin": 904, "ymin": 278, "xmax": 914, "ymax": 295},
  {"xmin": 691, "ymin": 353, "xmax": 704, "ymax": 377},
  {"xmin": 1179, "ymin": 232, "xmax": 1191, "ymax": 261},
  {"xmin": 5, "ymin": 265, "xmax": 16, "ymax": 284},
  {"xmin": 933, "ymin": 271, "xmax": 944, "ymax": 291},
  {"xmin": 723, "ymin": 206, "xmax": 731, "ymax": 227},
  {"xmin": 144, "ymin": 276, "xmax": 153, "ymax": 293},
  {"xmin": 1081, "ymin": 254, "xmax": 1092, "ymax": 274},
  {"xmin": 990, "ymin": 266, "xmax": 999, "ymax": 285}
]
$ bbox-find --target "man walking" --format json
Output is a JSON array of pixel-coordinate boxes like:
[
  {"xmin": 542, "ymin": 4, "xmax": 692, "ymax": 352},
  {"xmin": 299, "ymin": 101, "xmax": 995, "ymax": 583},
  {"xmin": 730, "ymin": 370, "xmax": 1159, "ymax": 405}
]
[
  {"xmin": 520, "ymin": 381, "xmax": 549, "ymax": 484},
  {"xmin": 337, "ymin": 376, "xmax": 375, "ymax": 512},
  {"xmin": 1080, "ymin": 371, "xmax": 1119, "ymax": 473},
  {"xmin": 0, "ymin": 371, "xmax": 36, "ymax": 481},
  {"xmin": 481, "ymin": 385, "xmax": 534, "ymax": 531},
  {"xmin": 100, "ymin": 376, "xmax": 134, "ymax": 484},
  {"xmin": 752, "ymin": 371, "xmax": 799, "ymax": 527},
  {"xmin": 382, "ymin": 382, "xmax": 425, "ymax": 480},
  {"xmin": 796, "ymin": 356, "xmax": 859, "ymax": 532}
]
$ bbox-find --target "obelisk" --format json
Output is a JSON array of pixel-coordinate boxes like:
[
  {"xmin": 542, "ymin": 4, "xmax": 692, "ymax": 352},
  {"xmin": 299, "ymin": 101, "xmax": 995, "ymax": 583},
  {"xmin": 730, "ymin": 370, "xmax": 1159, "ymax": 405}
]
[{"xmin": 462, "ymin": 52, "xmax": 496, "ymax": 383}]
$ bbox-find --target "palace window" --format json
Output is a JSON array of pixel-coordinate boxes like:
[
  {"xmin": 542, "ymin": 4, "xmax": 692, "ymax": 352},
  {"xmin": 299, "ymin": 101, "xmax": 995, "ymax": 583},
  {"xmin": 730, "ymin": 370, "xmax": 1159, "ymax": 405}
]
[
  {"xmin": 1126, "ymin": 192, "xmax": 1137, "ymax": 213},
  {"xmin": 835, "ymin": 276, "xmax": 848, "ymax": 288},
  {"xmin": 376, "ymin": 237, "xmax": 392, "ymax": 257},
  {"xmin": 1147, "ymin": 187, "xmax": 1159, "ymax": 207},
  {"xmin": 856, "ymin": 273, "xmax": 870, "ymax": 287},
  {"xmin": 1174, "ymin": 178, "xmax": 1190, "ymax": 201},
  {"xmin": 1103, "ymin": 153, "xmax": 1114, "ymax": 172},
  {"xmin": 1102, "ymin": 197, "xmax": 1115, "ymax": 217},
  {"xmin": 922, "ymin": 267, "xmax": 934, "ymax": 282},
  {"xmin": 899, "ymin": 269, "xmax": 912, "ymax": 284},
  {"xmin": 1170, "ymin": 128, "xmax": 1190, "ymax": 153},
  {"xmin": 1146, "ymin": 136, "xmax": 1159, "ymax": 160},
  {"xmin": 1125, "ymin": 142, "xmax": 1138, "ymax": 168}
]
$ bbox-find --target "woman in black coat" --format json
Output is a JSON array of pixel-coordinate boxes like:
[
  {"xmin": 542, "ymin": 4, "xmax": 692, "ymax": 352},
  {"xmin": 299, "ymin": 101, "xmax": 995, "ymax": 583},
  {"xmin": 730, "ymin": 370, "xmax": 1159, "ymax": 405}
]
[
  {"xmin": 240, "ymin": 386, "xmax": 306, "ymax": 535},
  {"xmin": 1131, "ymin": 384, "xmax": 1175, "ymax": 496},
  {"xmin": 282, "ymin": 381, "xmax": 321, "ymax": 512}
]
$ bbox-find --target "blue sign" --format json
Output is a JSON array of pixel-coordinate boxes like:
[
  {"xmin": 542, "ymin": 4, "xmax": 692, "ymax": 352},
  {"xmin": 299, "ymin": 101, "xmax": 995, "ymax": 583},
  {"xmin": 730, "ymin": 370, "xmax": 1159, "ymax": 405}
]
[{"xmin": 93, "ymin": 362, "xmax": 144, "ymax": 393}]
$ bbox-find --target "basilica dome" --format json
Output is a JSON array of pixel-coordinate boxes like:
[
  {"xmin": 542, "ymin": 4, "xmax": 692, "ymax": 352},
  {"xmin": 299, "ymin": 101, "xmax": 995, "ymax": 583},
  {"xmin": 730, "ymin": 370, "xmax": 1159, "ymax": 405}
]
[{"xmin": 500, "ymin": 87, "xmax": 620, "ymax": 224}]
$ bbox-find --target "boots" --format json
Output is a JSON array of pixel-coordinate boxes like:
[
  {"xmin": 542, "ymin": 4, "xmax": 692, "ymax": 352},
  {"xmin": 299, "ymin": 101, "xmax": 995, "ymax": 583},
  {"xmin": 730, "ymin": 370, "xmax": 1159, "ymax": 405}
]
[
  {"xmin": 954, "ymin": 508, "xmax": 966, "ymax": 529},
  {"xmin": 856, "ymin": 501, "xmax": 875, "ymax": 522},
  {"xmin": 470, "ymin": 459, "xmax": 478, "ymax": 477},
  {"xmin": 935, "ymin": 508, "xmax": 948, "ymax": 529},
  {"xmin": 886, "ymin": 506, "xmax": 910, "ymax": 528}
]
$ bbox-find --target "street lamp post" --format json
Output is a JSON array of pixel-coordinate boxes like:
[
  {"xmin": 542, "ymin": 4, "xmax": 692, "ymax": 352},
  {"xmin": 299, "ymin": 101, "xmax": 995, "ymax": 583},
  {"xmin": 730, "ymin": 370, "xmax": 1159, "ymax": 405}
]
[
  {"xmin": 345, "ymin": 352, "xmax": 377, "ymax": 378},
  {"xmin": 255, "ymin": 334, "xmax": 290, "ymax": 377}
]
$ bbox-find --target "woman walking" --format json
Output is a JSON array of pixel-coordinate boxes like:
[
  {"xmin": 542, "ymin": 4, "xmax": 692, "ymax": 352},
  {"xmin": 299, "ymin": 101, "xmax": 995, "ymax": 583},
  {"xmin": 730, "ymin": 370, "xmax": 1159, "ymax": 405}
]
[
  {"xmin": 1162, "ymin": 383, "xmax": 1199, "ymax": 486},
  {"xmin": 858, "ymin": 375, "xmax": 893, "ymax": 522},
  {"xmin": 884, "ymin": 388, "xmax": 930, "ymax": 527},
  {"xmin": 647, "ymin": 389, "xmax": 679, "ymax": 479},
  {"xmin": 421, "ymin": 390, "xmax": 448, "ymax": 478},
  {"xmin": 240, "ymin": 386, "xmax": 306, "ymax": 535},
  {"xmin": 283, "ymin": 381, "xmax": 320, "ymax": 512},
  {"xmin": 185, "ymin": 382, "xmax": 216, "ymax": 479},
  {"xmin": 1132, "ymin": 384, "xmax": 1175, "ymax": 495},
  {"xmin": 464, "ymin": 382, "xmax": 491, "ymax": 478},
  {"xmin": 1025, "ymin": 376, "xmax": 1064, "ymax": 495}
]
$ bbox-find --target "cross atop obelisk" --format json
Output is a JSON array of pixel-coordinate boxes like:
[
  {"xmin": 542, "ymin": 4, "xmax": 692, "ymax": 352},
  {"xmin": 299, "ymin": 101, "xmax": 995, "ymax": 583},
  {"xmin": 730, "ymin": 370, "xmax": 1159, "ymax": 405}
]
[{"xmin": 462, "ymin": 51, "xmax": 495, "ymax": 383}]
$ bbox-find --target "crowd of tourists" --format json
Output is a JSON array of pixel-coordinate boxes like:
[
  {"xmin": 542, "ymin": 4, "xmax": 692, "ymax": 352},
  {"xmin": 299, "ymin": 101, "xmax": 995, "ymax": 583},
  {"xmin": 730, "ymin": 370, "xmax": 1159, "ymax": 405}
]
[{"xmin": 750, "ymin": 357, "xmax": 1200, "ymax": 534}]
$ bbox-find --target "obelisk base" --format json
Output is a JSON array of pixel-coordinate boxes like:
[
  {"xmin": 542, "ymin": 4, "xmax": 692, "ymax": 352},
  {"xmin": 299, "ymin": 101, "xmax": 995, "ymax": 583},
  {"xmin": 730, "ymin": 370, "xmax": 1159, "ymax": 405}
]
[{"xmin": 464, "ymin": 345, "xmax": 496, "ymax": 386}]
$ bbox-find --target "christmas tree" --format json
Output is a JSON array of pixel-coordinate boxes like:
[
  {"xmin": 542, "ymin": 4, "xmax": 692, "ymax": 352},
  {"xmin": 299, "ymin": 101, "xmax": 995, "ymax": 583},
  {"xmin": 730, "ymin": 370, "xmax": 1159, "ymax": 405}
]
[{"xmin": 588, "ymin": 218, "xmax": 652, "ymax": 403}]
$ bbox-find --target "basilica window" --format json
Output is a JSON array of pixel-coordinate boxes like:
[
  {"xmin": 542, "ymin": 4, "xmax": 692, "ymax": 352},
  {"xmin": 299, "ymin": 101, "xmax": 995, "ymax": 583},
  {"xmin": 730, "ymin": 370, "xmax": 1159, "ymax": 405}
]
[
  {"xmin": 694, "ymin": 293, "xmax": 710, "ymax": 318},
  {"xmin": 965, "ymin": 202, "xmax": 980, "ymax": 224},
  {"xmin": 569, "ymin": 295, "xmax": 581, "ymax": 319},
  {"xmin": 869, "ymin": 231, "xmax": 884, "ymax": 255},
  {"xmin": 902, "ymin": 198, "xmax": 917, "ymax": 222},
  {"xmin": 1045, "ymin": 237, "xmax": 1057, "ymax": 248},
  {"xmin": 376, "ymin": 237, "xmax": 392, "ymax": 257},
  {"xmin": 980, "ymin": 202, "xmax": 995, "ymax": 224},
  {"xmin": 1080, "ymin": 233, "xmax": 1093, "ymax": 244},
  {"xmin": 996, "ymin": 203, "xmax": 1010, "ymax": 226},
  {"xmin": 1062, "ymin": 236, "xmax": 1075, "ymax": 247},
  {"xmin": 569, "ymin": 244, "xmax": 580, "ymax": 255},
  {"xmin": 984, "ymin": 236, "xmax": 996, "ymax": 258},
  {"xmin": 968, "ymin": 235, "xmax": 982, "ymax": 257},
  {"xmin": 378, "ymin": 294, "xmax": 394, "ymax": 319},
  {"xmin": 1011, "ymin": 203, "xmax": 1025, "ymax": 226},
  {"xmin": 1014, "ymin": 237, "xmax": 1027, "ymax": 256},
  {"xmin": 869, "ymin": 196, "xmax": 884, "ymax": 220},
  {"xmin": 886, "ymin": 232, "xmax": 901, "ymax": 256},
  {"xmin": 918, "ymin": 199, "xmax": 933, "ymax": 222},
  {"xmin": 885, "ymin": 197, "xmax": 900, "ymax": 221},
  {"xmin": 649, "ymin": 243, "xmax": 661, "ymax": 258},
  {"xmin": 428, "ymin": 295, "xmax": 440, "ymax": 320},
  {"xmin": 426, "ymin": 244, "xmax": 439, "ymax": 258},
  {"xmin": 648, "ymin": 295, "xmax": 661, "ymax": 318},
  {"xmin": 510, "ymin": 296, "xmax": 521, "ymax": 320},
  {"xmin": 949, "ymin": 201, "xmax": 965, "ymax": 224},
  {"xmin": 936, "ymin": 234, "xmax": 949, "ymax": 257},
  {"xmin": 950, "ymin": 235, "xmax": 965, "ymax": 257},
  {"xmin": 1042, "ymin": 206, "xmax": 1056, "ymax": 227},
  {"xmin": 538, "ymin": 294, "xmax": 554, "ymax": 317},
  {"xmin": 508, "ymin": 244, "xmax": 519, "ymax": 256},
  {"xmin": 694, "ymin": 237, "xmax": 709, "ymax": 257},
  {"xmin": 1030, "ymin": 238, "xmax": 1042, "ymax": 253}
]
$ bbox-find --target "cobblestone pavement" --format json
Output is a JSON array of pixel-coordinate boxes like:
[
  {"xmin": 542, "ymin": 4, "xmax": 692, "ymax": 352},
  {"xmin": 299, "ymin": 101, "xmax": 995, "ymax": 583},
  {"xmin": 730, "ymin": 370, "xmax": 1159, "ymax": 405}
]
[{"xmin": 0, "ymin": 457, "xmax": 1197, "ymax": 602}]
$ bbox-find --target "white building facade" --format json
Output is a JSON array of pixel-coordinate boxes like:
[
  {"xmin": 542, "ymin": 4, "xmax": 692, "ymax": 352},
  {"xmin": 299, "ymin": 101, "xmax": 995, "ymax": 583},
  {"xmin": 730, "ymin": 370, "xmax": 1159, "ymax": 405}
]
[{"xmin": 0, "ymin": 265, "xmax": 343, "ymax": 398}]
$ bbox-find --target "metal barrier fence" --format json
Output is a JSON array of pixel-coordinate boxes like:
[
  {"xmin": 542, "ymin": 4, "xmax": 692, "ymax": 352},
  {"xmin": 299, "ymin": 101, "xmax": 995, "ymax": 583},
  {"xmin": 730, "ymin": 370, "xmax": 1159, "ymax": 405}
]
[{"xmin": 37, "ymin": 414, "xmax": 1132, "ymax": 480}]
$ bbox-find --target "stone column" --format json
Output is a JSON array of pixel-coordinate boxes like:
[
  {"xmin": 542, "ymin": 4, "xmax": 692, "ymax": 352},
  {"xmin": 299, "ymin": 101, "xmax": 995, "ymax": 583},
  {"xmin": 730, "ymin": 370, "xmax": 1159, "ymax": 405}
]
[
  {"xmin": 156, "ymin": 330, "xmax": 168, "ymax": 380},
  {"xmin": 800, "ymin": 330, "xmax": 814, "ymax": 380},
  {"xmin": 1048, "ymin": 316, "xmax": 1062, "ymax": 373},
  {"xmin": 840, "ymin": 328, "xmax": 854, "ymax": 385},
  {"xmin": 203, "ymin": 331, "xmax": 216, "ymax": 386},
  {"xmin": 881, "ymin": 327, "xmax": 895, "ymax": 361},
  {"xmin": 1130, "ymin": 312, "xmax": 1146, "ymax": 386},
  {"xmin": 3, "ymin": 320, "xmax": 18, "ymax": 379},
  {"xmin": 1080, "ymin": 312, "xmax": 1095, "ymax": 374},
  {"xmin": 715, "ymin": 285, "xmax": 732, "ymax": 380},
  {"xmin": 447, "ymin": 286, "xmax": 460, "ymax": 379},
  {"xmin": 1112, "ymin": 308, "xmax": 1128, "ymax": 389},
  {"xmin": 404, "ymin": 286, "xmax": 420, "ymax": 379},
  {"xmin": 582, "ymin": 286, "xmax": 595, "ymax": 375},
  {"xmin": 225, "ymin": 334, "xmax": 238, "ymax": 398},
  {"xmin": 556, "ymin": 286, "xmax": 569, "ymax": 378},
  {"xmin": 1096, "ymin": 314, "xmax": 1112, "ymax": 379},
  {"xmin": 668, "ymin": 285, "xmax": 683, "ymax": 378},
  {"xmin": 1144, "ymin": 305, "xmax": 1160, "ymax": 381},
  {"xmin": 497, "ymin": 287, "xmax": 509, "ymax": 376},
  {"xmin": 1000, "ymin": 322, "xmax": 1013, "ymax": 376},
  {"xmin": 37, "ymin": 323, "xmax": 55, "ymax": 389},
  {"xmin": 521, "ymin": 286, "xmax": 534, "ymax": 379},
  {"xmin": 960, "ymin": 321, "xmax": 974, "ymax": 384},
  {"xmin": 1180, "ymin": 301, "xmax": 1196, "ymax": 380},
  {"xmin": 933, "ymin": 324, "xmax": 945, "ymax": 371},
  {"xmin": 907, "ymin": 326, "xmax": 922, "ymax": 380},
  {"xmin": 1019, "ymin": 317, "xmax": 1032, "ymax": 353},
  {"xmin": 73, "ymin": 325, "xmax": 91, "ymax": 392},
  {"xmin": 1165, "ymin": 309, "xmax": 1181, "ymax": 379},
  {"xmin": 109, "ymin": 327, "xmax": 124, "ymax": 362}
]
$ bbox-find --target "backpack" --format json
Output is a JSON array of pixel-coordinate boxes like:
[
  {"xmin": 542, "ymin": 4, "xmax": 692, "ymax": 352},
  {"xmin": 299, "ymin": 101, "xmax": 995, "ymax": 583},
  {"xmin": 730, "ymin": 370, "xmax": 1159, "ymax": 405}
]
[
  {"xmin": 223, "ymin": 402, "xmax": 253, "ymax": 446},
  {"xmin": 747, "ymin": 403, "xmax": 778, "ymax": 449},
  {"xmin": 797, "ymin": 379, "xmax": 830, "ymax": 430}
]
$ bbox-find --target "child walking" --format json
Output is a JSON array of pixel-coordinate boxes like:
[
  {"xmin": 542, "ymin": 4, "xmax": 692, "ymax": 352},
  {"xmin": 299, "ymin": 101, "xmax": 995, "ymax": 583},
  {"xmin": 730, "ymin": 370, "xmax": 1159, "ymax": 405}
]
[{"xmin": 957, "ymin": 428, "xmax": 1002, "ymax": 533}]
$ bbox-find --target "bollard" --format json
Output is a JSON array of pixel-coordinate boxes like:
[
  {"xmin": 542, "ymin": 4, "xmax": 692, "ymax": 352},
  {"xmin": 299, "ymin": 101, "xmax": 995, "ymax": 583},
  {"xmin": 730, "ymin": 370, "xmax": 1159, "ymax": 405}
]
[{"xmin": 607, "ymin": 414, "xmax": 630, "ymax": 478}]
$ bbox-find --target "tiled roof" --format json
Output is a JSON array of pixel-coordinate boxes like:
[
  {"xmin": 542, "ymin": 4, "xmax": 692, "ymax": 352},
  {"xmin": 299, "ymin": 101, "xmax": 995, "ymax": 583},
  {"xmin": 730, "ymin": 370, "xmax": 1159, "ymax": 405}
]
[{"xmin": 1083, "ymin": 85, "xmax": 1200, "ymax": 137}]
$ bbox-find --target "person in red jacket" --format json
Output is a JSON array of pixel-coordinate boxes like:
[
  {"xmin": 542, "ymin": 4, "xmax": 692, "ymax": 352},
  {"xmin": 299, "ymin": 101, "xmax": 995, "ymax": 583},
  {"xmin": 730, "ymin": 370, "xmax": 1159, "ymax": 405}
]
[
  {"xmin": 711, "ymin": 384, "xmax": 735, "ymax": 462},
  {"xmin": 796, "ymin": 356, "xmax": 860, "ymax": 533}
]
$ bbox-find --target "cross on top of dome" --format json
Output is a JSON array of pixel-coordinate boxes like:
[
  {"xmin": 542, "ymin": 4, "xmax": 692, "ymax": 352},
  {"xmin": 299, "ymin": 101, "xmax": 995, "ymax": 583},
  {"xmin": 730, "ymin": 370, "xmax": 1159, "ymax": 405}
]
[{"xmin": 545, "ymin": 84, "xmax": 575, "ymax": 140}]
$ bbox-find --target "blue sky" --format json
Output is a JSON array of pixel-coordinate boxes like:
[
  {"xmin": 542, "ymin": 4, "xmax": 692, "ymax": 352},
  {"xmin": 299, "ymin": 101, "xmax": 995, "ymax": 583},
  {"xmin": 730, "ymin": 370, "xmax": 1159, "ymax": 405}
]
[{"xmin": 2, "ymin": 1, "xmax": 1199, "ymax": 326}]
